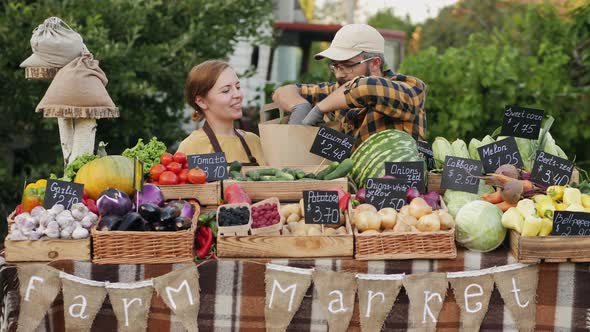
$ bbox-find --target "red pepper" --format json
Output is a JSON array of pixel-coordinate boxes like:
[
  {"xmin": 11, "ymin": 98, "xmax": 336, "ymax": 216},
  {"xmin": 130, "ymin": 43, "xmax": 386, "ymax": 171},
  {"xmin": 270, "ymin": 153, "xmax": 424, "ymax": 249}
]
[
  {"xmin": 15, "ymin": 204, "xmax": 23, "ymax": 216},
  {"xmin": 83, "ymin": 198, "xmax": 99, "ymax": 215},
  {"xmin": 224, "ymin": 184, "xmax": 251, "ymax": 204},
  {"xmin": 329, "ymin": 187, "xmax": 350, "ymax": 211},
  {"xmin": 196, "ymin": 225, "xmax": 213, "ymax": 259}
]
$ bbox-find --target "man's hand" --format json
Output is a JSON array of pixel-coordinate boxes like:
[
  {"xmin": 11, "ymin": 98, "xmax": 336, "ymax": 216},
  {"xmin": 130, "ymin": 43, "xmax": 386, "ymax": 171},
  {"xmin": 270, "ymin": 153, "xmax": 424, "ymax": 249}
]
[
  {"xmin": 301, "ymin": 105, "xmax": 324, "ymax": 126},
  {"xmin": 272, "ymin": 84, "xmax": 307, "ymax": 112}
]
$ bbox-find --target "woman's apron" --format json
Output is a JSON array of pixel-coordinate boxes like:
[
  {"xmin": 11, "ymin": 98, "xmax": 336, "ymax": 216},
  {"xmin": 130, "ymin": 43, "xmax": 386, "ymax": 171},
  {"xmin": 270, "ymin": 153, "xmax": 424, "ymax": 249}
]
[{"xmin": 202, "ymin": 122, "xmax": 259, "ymax": 166}]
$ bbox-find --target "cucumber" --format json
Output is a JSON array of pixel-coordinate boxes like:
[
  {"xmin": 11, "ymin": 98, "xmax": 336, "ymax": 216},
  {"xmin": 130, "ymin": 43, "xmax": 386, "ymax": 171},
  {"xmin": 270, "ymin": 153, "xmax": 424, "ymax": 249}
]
[
  {"xmin": 316, "ymin": 161, "xmax": 339, "ymax": 180},
  {"xmin": 295, "ymin": 170, "xmax": 306, "ymax": 180},
  {"xmin": 324, "ymin": 158, "xmax": 354, "ymax": 180},
  {"xmin": 229, "ymin": 161, "xmax": 242, "ymax": 173},
  {"xmin": 230, "ymin": 171, "xmax": 246, "ymax": 181}
]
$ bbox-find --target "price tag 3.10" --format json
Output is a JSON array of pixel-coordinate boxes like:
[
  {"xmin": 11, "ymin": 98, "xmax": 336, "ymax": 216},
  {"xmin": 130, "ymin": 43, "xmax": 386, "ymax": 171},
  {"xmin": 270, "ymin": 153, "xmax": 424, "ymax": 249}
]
[
  {"xmin": 303, "ymin": 190, "xmax": 340, "ymax": 225},
  {"xmin": 187, "ymin": 152, "xmax": 228, "ymax": 182}
]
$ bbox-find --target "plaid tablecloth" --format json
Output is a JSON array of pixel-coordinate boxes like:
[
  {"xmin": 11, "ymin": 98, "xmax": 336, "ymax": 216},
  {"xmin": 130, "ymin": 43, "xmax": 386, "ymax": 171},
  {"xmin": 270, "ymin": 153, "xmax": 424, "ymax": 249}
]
[{"xmin": 1, "ymin": 247, "xmax": 589, "ymax": 332}]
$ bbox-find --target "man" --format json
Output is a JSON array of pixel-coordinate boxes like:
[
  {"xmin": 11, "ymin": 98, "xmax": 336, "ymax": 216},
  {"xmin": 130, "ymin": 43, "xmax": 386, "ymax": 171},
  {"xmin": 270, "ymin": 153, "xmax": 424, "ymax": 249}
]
[{"xmin": 272, "ymin": 24, "xmax": 427, "ymax": 144}]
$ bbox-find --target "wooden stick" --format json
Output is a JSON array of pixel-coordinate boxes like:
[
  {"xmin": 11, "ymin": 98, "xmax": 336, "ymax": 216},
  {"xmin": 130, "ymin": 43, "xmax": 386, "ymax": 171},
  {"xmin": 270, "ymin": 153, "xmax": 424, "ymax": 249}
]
[{"xmin": 313, "ymin": 158, "xmax": 327, "ymax": 174}]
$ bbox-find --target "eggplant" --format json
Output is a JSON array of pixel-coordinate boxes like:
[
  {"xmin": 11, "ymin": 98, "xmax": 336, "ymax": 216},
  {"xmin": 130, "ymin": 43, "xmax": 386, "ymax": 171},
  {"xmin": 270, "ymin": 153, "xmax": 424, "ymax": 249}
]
[
  {"xmin": 114, "ymin": 212, "xmax": 148, "ymax": 231},
  {"xmin": 97, "ymin": 188, "xmax": 133, "ymax": 216},
  {"xmin": 138, "ymin": 203, "xmax": 161, "ymax": 224},
  {"xmin": 167, "ymin": 200, "xmax": 195, "ymax": 219},
  {"xmin": 97, "ymin": 215, "xmax": 123, "ymax": 231},
  {"xmin": 160, "ymin": 205, "xmax": 181, "ymax": 224},
  {"xmin": 174, "ymin": 217, "xmax": 192, "ymax": 230}
]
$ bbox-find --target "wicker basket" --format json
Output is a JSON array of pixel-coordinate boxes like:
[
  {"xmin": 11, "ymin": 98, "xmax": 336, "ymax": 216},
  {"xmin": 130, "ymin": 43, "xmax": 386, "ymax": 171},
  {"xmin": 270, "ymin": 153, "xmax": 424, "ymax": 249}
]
[
  {"xmin": 351, "ymin": 201, "xmax": 457, "ymax": 260},
  {"xmin": 91, "ymin": 203, "xmax": 200, "ymax": 264}
]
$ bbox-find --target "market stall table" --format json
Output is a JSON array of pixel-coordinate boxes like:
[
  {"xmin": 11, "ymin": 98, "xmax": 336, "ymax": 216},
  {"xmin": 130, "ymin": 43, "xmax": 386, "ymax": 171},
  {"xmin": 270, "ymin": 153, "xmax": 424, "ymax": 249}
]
[{"xmin": 0, "ymin": 247, "xmax": 589, "ymax": 331}]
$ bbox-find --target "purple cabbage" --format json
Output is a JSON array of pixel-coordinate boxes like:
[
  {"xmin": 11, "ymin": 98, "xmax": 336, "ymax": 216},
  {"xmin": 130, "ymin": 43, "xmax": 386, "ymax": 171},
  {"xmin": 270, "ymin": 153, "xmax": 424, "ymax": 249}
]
[
  {"xmin": 135, "ymin": 184, "xmax": 164, "ymax": 207},
  {"xmin": 97, "ymin": 188, "xmax": 133, "ymax": 216}
]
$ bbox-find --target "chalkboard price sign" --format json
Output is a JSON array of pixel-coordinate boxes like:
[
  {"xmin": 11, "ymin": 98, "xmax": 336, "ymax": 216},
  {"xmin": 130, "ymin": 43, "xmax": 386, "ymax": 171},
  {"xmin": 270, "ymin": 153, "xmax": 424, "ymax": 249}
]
[
  {"xmin": 310, "ymin": 126, "xmax": 355, "ymax": 162},
  {"xmin": 441, "ymin": 156, "xmax": 483, "ymax": 194},
  {"xmin": 417, "ymin": 140, "xmax": 436, "ymax": 170},
  {"xmin": 384, "ymin": 161, "xmax": 426, "ymax": 193},
  {"xmin": 43, "ymin": 179, "xmax": 84, "ymax": 210},
  {"xmin": 365, "ymin": 178, "xmax": 407, "ymax": 211},
  {"xmin": 187, "ymin": 152, "xmax": 228, "ymax": 182},
  {"xmin": 501, "ymin": 106, "xmax": 544, "ymax": 139},
  {"xmin": 477, "ymin": 136, "xmax": 524, "ymax": 173},
  {"xmin": 552, "ymin": 211, "xmax": 590, "ymax": 236},
  {"xmin": 530, "ymin": 151, "xmax": 574, "ymax": 187},
  {"xmin": 303, "ymin": 190, "xmax": 340, "ymax": 225}
]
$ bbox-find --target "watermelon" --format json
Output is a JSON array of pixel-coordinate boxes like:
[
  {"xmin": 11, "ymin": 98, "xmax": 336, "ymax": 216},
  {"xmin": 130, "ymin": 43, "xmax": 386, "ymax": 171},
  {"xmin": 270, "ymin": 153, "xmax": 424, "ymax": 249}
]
[{"xmin": 351, "ymin": 129, "xmax": 423, "ymax": 188}]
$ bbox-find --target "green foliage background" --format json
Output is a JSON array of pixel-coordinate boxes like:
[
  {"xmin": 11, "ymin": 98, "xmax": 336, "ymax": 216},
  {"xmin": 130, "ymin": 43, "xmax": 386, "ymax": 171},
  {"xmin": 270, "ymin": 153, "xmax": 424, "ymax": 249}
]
[{"xmin": 0, "ymin": 0, "xmax": 273, "ymax": 244}]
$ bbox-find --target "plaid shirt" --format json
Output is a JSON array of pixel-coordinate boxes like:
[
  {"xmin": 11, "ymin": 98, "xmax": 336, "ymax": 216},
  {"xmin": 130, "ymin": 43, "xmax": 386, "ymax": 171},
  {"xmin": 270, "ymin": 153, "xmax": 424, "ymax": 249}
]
[{"xmin": 298, "ymin": 70, "xmax": 427, "ymax": 145}]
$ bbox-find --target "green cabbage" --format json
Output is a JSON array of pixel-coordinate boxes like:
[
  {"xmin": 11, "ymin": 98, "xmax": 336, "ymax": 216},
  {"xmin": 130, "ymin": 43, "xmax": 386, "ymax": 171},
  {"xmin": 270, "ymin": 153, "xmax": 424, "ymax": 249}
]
[
  {"xmin": 468, "ymin": 138, "xmax": 482, "ymax": 160},
  {"xmin": 433, "ymin": 137, "xmax": 452, "ymax": 169},
  {"xmin": 455, "ymin": 200, "xmax": 506, "ymax": 252},
  {"xmin": 451, "ymin": 139, "xmax": 470, "ymax": 159},
  {"xmin": 443, "ymin": 180, "xmax": 494, "ymax": 217}
]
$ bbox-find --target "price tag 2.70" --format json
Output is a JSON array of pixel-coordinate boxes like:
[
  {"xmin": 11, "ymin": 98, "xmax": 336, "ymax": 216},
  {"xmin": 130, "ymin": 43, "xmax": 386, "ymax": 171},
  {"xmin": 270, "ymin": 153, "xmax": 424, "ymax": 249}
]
[{"xmin": 303, "ymin": 190, "xmax": 340, "ymax": 225}]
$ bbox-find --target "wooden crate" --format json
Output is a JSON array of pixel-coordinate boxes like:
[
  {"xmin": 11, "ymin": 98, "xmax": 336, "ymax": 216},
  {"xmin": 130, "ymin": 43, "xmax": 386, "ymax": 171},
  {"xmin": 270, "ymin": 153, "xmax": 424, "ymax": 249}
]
[
  {"xmin": 4, "ymin": 211, "xmax": 91, "ymax": 262},
  {"xmin": 427, "ymin": 171, "xmax": 444, "ymax": 194},
  {"xmin": 223, "ymin": 177, "xmax": 347, "ymax": 202},
  {"xmin": 217, "ymin": 214, "xmax": 354, "ymax": 258},
  {"xmin": 158, "ymin": 182, "xmax": 220, "ymax": 205},
  {"xmin": 509, "ymin": 230, "xmax": 590, "ymax": 263}
]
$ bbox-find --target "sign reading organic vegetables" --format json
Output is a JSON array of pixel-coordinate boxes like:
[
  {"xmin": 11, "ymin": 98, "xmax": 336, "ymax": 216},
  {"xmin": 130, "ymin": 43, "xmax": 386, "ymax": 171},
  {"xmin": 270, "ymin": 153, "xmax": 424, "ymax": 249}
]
[
  {"xmin": 417, "ymin": 140, "xmax": 436, "ymax": 170},
  {"xmin": 551, "ymin": 211, "xmax": 590, "ymax": 236},
  {"xmin": 187, "ymin": 152, "xmax": 228, "ymax": 182},
  {"xmin": 44, "ymin": 179, "xmax": 84, "ymax": 210},
  {"xmin": 477, "ymin": 136, "xmax": 524, "ymax": 173},
  {"xmin": 501, "ymin": 106, "xmax": 544, "ymax": 139},
  {"xmin": 384, "ymin": 161, "xmax": 426, "ymax": 193},
  {"xmin": 365, "ymin": 178, "xmax": 407, "ymax": 210},
  {"xmin": 303, "ymin": 190, "xmax": 340, "ymax": 225},
  {"xmin": 531, "ymin": 151, "xmax": 574, "ymax": 187},
  {"xmin": 310, "ymin": 126, "xmax": 355, "ymax": 162},
  {"xmin": 441, "ymin": 156, "xmax": 482, "ymax": 194}
]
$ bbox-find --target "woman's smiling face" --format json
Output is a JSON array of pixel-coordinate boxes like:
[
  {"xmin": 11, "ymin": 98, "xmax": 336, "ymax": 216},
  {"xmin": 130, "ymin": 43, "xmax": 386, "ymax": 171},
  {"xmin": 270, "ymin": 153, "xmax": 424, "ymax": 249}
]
[{"xmin": 199, "ymin": 67, "xmax": 243, "ymax": 122}]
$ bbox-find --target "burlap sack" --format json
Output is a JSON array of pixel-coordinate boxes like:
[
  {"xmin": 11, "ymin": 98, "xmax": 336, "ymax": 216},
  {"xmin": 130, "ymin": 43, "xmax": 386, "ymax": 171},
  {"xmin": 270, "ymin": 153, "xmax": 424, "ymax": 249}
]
[
  {"xmin": 265, "ymin": 264, "xmax": 313, "ymax": 332},
  {"xmin": 449, "ymin": 273, "xmax": 494, "ymax": 332},
  {"xmin": 36, "ymin": 53, "xmax": 119, "ymax": 119},
  {"xmin": 153, "ymin": 265, "xmax": 200, "ymax": 332},
  {"xmin": 403, "ymin": 272, "xmax": 448, "ymax": 332},
  {"xmin": 493, "ymin": 265, "xmax": 539, "ymax": 332},
  {"xmin": 356, "ymin": 275, "xmax": 403, "ymax": 332},
  {"xmin": 20, "ymin": 17, "xmax": 87, "ymax": 68},
  {"xmin": 61, "ymin": 274, "xmax": 107, "ymax": 332},
  {"xmin": 16, "ymin": 264, "xmax": 61, "ymax": 332},
  {"xmin": 313, "ymin": 270, "xmax": 357, "ymax": 332},
  {"xmin": 106, "ymin": 281, "xmax": 154, "ymax": 332}
]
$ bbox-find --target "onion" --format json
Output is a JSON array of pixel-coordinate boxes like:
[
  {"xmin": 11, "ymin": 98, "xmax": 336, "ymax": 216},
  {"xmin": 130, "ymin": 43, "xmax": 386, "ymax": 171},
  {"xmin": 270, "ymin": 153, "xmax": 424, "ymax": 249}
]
[
  {"xmin": 422, "ymin": 191, "xmax": 441, "ymax": 210},
  {"xmin": 356, "ymin": 188, "xmax": 366, "ymax": 203},
  {"xmin": 406, "ymin": 187, "xmax": 421, "ymax": 202}
]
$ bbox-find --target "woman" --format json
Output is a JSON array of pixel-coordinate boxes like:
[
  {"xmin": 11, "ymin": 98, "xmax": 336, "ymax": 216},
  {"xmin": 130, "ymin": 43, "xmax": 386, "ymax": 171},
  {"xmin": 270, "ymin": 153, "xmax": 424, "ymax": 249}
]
[{"xmin": 178, "ymin": 60, "xmax": 266, "ymax": 166}]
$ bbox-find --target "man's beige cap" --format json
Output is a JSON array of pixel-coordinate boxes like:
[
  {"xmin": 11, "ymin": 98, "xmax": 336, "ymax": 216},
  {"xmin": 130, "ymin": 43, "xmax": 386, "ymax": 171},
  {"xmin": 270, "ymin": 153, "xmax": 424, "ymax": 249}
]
[{"xmin": 314, "ymin": 24, "xmax": 385, "ymax": 61}]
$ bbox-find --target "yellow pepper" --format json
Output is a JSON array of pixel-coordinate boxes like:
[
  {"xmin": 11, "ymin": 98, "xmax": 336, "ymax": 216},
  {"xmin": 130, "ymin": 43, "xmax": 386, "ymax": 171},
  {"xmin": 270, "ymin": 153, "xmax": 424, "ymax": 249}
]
[
  {"xmin": 536, "ymin": 199, "xmax": 555, "ymax": 219},
  {"xmin": 25, "ymin": 179, "xmax": 47, "ymax": 190},
  {"xmin": 547, "ymin": 186, "xmax": 565, "ymax": 201},
  {"xmin": 532, "ymin": 194, "xmax": 549, "ymax": 204},
  {"xmin": 521, "ymin": 215, "xmax": 543, "ymax": 236},
  {"xmin": 566, "ymin": 203, "xmax": 585, "ymax": 212},
  {"xmin": 581, "ymin": 194, "xmax": 590, "ymax": 208},
  {"xmin": 563, "ymin": 188, "xmax": 582, "ymax": 206},
  {"xmin": 501, "ymin": 207, "xmax": 524, "ymax": 233},
  {"xmin": 21, "ymin": 179, "xmax": 47, "ymax": 212},
  {"xmin": 538, "ymin": 218, "xmax": 553, "ymax": 236},
  {"xmin": 555, "ymin": 202, "xmax": 568, "ymax": 211},
  {"xmin": 516, "ymin": 199, "xmax": 536, "ymax": 218}
]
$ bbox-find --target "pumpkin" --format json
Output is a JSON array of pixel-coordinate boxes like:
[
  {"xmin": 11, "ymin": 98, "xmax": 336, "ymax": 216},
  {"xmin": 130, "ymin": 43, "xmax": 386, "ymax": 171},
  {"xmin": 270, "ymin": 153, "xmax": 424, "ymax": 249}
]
[{"xmin": 74, "ymin": 156, "xmax": 134, "ymax": 200}]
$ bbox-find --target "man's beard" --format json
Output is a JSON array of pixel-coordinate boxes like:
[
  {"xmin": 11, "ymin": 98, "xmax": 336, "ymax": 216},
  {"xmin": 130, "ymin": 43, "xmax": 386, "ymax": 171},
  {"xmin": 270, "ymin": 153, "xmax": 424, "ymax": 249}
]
[{"xmin": 337, "ymin": 67, "xmax": 372, "ymax": 85}]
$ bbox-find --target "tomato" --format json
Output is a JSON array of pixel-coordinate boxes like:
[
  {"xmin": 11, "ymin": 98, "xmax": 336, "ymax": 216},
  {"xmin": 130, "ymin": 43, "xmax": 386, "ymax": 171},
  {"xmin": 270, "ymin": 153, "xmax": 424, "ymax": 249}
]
[
  {"xmin": 183, "ymin": 162, "xmax": 189, "ymax": 169},
  {"xmin": 149, "ymin": 164, "xmax": 167, "ymax": 181},
  {"xmin": 159, "ymin": 171, "xmax": 179, "ymax": 185},
  {"xmin": 173, "ymin": 152, "xmax": 188, "ymax": 164},
  {"xmin": 187, "ymin": 168, "xmax": 207, "ymax": 184},
  {"xmin": 160, "ymin": 153, "xmax": 174, "ymax": 166},
  {"xmin": 178, "ymin": 168, "xmax": 189, "ymax": 183},
  {"xmin": 166, "ymin": 162, "xmax": 183, "ymax": 174}
]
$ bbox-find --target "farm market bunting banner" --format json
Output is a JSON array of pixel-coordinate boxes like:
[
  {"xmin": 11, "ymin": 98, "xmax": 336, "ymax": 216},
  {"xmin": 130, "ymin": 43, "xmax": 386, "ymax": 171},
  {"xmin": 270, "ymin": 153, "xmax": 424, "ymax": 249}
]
[{"xmin": 16, "ymin": 262, "xmax": 538, "ymax": 332}]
